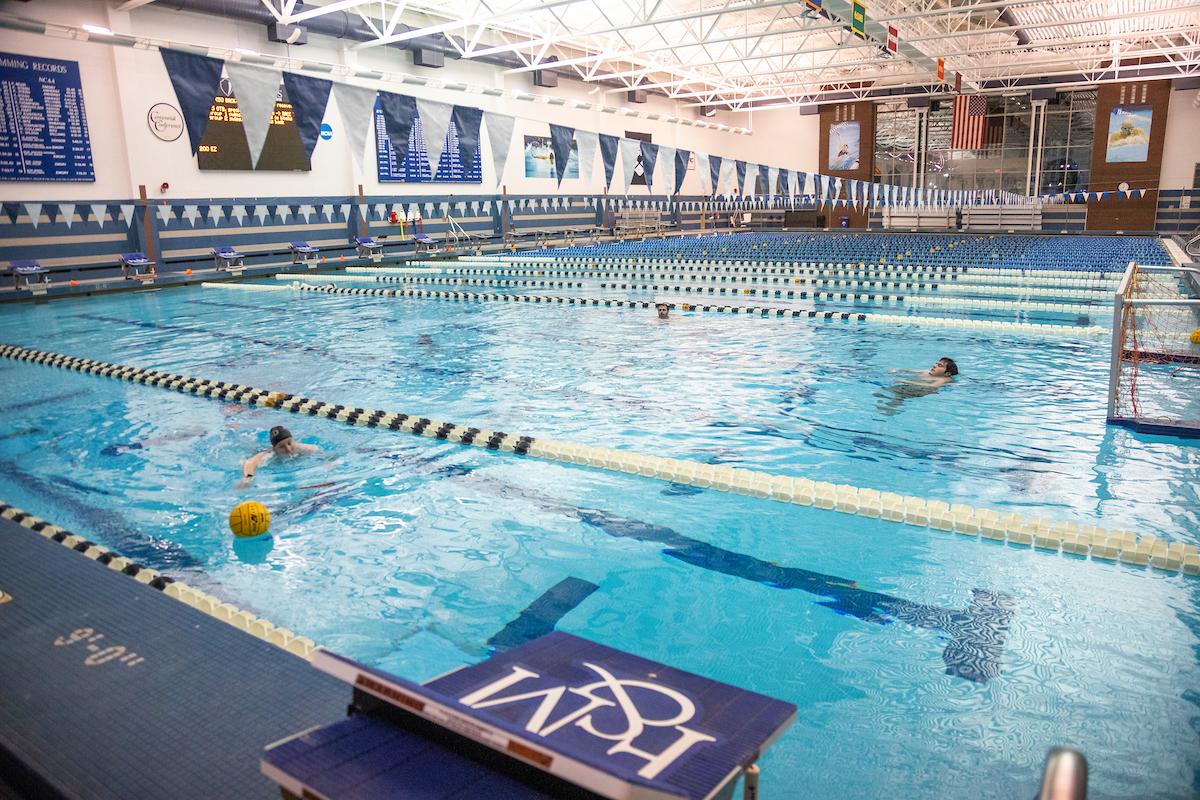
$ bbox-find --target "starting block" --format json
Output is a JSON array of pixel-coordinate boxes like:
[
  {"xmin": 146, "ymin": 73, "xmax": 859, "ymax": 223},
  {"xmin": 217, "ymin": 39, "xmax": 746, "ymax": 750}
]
[
  {"xmin": 413, "ymin": 234, "xmax": 439, "ymax": 255},
  {"xmin": 356, "ymin": 236, "xmax": 384, "ymax": 262},
  {"xmin": 262, "ymin": 632, "xmax": 795, "ymax": 800},
  {"xmin": 211, "ymin": 246, "xmax": 245, "ymax": 274},
  {"xmin": 118, "ymin": 252, "xmax": 156, "ymax": 281},
  {"xmin": 289, "ymin": 241, "xmax": 319, "ymax": 267},
  {"xmin": 6, "ymin": 259, "xmax": 49, "ymax": 294}
]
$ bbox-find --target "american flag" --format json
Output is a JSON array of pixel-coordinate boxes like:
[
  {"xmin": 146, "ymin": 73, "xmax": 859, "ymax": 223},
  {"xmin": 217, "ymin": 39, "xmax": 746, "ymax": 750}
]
[{"xmin": 951, "ymin": 95, "xmax": 987, "ymax": 149}]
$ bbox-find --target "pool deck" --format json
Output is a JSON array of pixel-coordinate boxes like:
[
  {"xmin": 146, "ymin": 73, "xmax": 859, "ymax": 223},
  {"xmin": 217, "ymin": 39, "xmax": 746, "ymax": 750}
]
[{"xmin": 0, "ymin": 513, "xmax": 349, "ymax": 799}]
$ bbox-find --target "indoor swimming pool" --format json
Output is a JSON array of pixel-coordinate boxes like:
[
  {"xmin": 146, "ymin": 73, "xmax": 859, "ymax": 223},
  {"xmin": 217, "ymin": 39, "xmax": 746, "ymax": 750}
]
[{"xmin": 1, "ymin": 281, "xmax": 1198, "ymax": 798}]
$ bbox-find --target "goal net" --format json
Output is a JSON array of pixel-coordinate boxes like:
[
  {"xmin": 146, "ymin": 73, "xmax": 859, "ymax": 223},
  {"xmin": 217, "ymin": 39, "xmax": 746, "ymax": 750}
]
[{"xmin": 1108, "ymin": 263, "xmax": 1200, "ymax": 436}]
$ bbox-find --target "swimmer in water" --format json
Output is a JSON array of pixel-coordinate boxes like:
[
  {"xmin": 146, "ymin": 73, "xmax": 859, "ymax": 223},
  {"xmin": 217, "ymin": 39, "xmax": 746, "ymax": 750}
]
[
  {"xmin": 238, "ymin": 425, "xmax": 320, "ymax": 487},
  {"xmin": 875, "ymin": 357, "xmax": 959, "ymax": 416},
  {"xmin": 656, "ymin": 302, "xmax": 670, "ymax": 320}
]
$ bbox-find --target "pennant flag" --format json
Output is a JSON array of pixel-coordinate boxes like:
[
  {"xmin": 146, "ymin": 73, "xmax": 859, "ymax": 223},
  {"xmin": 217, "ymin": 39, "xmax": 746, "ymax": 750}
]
[
  {"xmin": 549, "ymin": 124, "xmax": 576, "ymax": 186},
  {"xmin": 696, "ymin": 153, "xmax": 711, "ymax": 194},
  {"xmin": 806, "ymin": 0, "xmax": 821, "ymax": 10},
  {"xmin": 373, "ymin": 202, "xmax": 387, "ymax": 221},
  {"xmin": 937, "ymin": 58, "xmax": 945, "ymax": 81},
  {"xmin": 378, "ymin": 92, "xmax": 418, "ymax": 168},
  {"xmin": 768, "ymin": 166, "xmax": 780, "ymax": 197},
  {"xmin": 708, "ymin": 154, "xmax": 722, "ymax": 196},
  {"xmin": 851, "ymin": 0, "xmax": 866, "ymax": 38},
  {"xmin": 156, "ymin": 204, "xmax": 174, "ymax": 226},
  {"xmin": 640, "ymin": 141, "xmax": 659, "ymax": 190},
  {"xmin": 230, "ymin": 205, "xmax": 248, "ymax": 225},
  {"xmin": 599, "ymin": 133, "xmax": 620, "ymax": 190},
  {"xmin": 2, "ymin": 203, "xmax": 18, "ymax": 225},
  {"xmin": 735, "ymin": 161, "xmax": 747, "ymax": 196},
  {"xmin": 619, "ymin": 137, "xmax": 640, "ymax": 194},
  {"xmin": 331, "ymin": 83, "xmax": 377, "ymax": 172},
  {"xmin": 483, "ymin": 111, "xmax": 516, "ymax": 185},
  {"xmin": 887, "ymin": 25, "xmax": 898, "ymax": 53},
  {"xmin": 182, "ymin": 204, "xmax": 200, "ymax": 226},
  {"xmin": 298, "ymin": 204, "xmax": 315, "ymax": 223},
  {"xmin": 281, "ymin": 71, "xmax": 332, "ymax": 160},
  {"xmin": 321, "ymin": 203, "xmax": 334, "ymax": 222},
  {"xmin": 658, "ymin": 145, "xmax": 676, "ymax": 197},
  {"xmin": 575, "ymin": 130, "xmax": 598, "ymax": 185},
  {"xmin": 59, "ymin": 203, "xmax": 76, "ymax": 228},
  {"xmin": 416, "ymin": 98, "xmax": 453, "ymax": 178},
  {"xmin": 955, "ymin": 72, "xmax": 963, "ymax": 93},
  {"xmin": 757, "ymin": 164, "xmax": 770, "ymax": 196},
  {"xmin": 223, "ymin": 62, "xmax": 281, "ymax": 168},
  {"xmin": 358, "ymin": 203, "xmax": 372, "ymax": 222},
  {"xmin": 251, "ymin": 204, "xmax": 269, "ymax": 225},
  {"xmin": 673, "ymin": 149, "xmax": 690, "ymax": 196},
  {"xmin": 206, "ymin": 204, "xmax": 224, "ymax": 225},
  {"xmin": 159, "ymin": 48, "xmax": 224, "ymax": 155},
  {"xmin": 450, "ymin": 105, "xmax": 483, "ymax": 172},
  {"xmin": 90, "ymin": 203, "xmax": 108, "ymax": 228},
  {"xmin": 338, "ymin": 203, "xmax": 352, "ymax": 221},
  {"xmin": 23, "ymin": 202, "xmax": 41, "ymax": 228}
]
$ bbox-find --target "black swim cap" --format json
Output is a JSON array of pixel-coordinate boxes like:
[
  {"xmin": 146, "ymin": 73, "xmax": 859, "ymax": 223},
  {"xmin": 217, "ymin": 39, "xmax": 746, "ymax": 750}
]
[{"xmin": 269, "ymin": 426, "xmax": 292, "ymax": 446}]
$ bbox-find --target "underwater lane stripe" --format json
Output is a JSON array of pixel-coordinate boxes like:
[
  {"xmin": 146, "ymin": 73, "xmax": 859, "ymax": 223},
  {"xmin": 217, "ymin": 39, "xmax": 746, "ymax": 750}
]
[
  {"xmin": 284, "ymin": 283, "xmax": 1106, "ymax": 339},
  {"xmin": 0, "ymin": 500, "xmax": 319, "ymax": 660},
  {"xmin": 2, "ymin": 342, "xmax": 1195, "ymax": 578}
]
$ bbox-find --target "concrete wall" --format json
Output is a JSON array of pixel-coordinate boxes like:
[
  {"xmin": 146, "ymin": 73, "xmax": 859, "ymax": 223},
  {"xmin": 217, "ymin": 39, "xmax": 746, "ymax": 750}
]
[{"xmin": 1160, "ymin": 87, "xmax": 1200, "ymax": 191}]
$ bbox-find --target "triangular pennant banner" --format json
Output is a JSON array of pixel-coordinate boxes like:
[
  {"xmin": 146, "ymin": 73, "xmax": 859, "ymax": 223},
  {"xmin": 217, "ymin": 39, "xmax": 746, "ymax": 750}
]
[
  {"xmin": 450, "ymin": 105, "xmax": 483, "ymax": 171},
  {"xmin": 659, "ymin": 146, "xmax": 676, "ymax": 197},
  {"xmin": 379, "ymin": 93, "xmax": 419, "ymax": 170},
  {"xmin": 156, "ymin": 204, "xmax": 174, "ymax": 226},
  {"xmin": 90, "ymin": 203, "xmax": 108, "ymax": 228},
  {"xmin": 549, "ymin": 124, "xmax": 576, "ymax": 187},
  {"xmin": 599, "ymin": 133, "xmax": 619, "ymax": 191},
  {"xmin": 619, "ymin": 138, "xmax": 640, "ymax": 194},
  {"xmin": 59, "ymin": 203, "xmax": 76, "ymax": 229},
  {"xmin": 253, "ymin": 204, "xmax": 270, "ymax": 225},
  {"xmin": 415, "ymin": 98, "xmax": 453, "ymax": 178},
  {"xmin": 298, "ymin": 204, "xmax": 315, "ymax": 223},
  {"xmin": 640, "ymin": 141, "xmax": 659, "ymax": 190},
  {"xmin": 708, "ymin": 155, "xmax": 722, "ymax": 197},
  {"xmin": 673, "ymin": 149, "xmax": 690, "ymax": 196},
  {"xmin": 23, "ymin": 202, "xmax": 41, "ymax": 228},
  {"xmin": 182, "ymin": 204, "xmax": 200, "ymax": 226},
  {"xmin": 281, "ymin": 71, "xmax": 332, "ymax": 160},
  {"xmin": 224, "ymin": 62, "xmax": 281, "ymax": 168},
  {"xmin": 230, "ymin": 205, "xmax": 248, "ymax": 225},
  {"xmin": 483, "ymin": 111, "xmax": 516, "ymax": 186},
  {"xmin": 735, "ymin": 161, "xmax": 748, "ymax": 196},
  {"xmin": 121, "ymin": 204, "xmax": 136, "ymax": 228},
  {"xmin": 159, "ymin": 48, "xmax": 224, "ymax": 155},
  {"xmin": 575, "ymin": 130, "xmax": 598, "ymax": 185},
  {"xmin": 332, "ymin": 83, "xmax": 378, "ymax": 173}
]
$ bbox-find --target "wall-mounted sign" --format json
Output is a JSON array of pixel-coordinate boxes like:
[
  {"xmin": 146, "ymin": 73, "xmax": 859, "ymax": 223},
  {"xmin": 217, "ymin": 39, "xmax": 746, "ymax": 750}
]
[
  {"xmin": 0, "ymin": 51, "xmax": 95, "ymax": 182},
  {"xmin": 147, "ymin": 102, "xmax": 184, "ymax": 142},
  {"xmin": 1105, "ymin": 106, "xmax": 1152, "ymax": 164},
  {"xmin": 319, "ymin": 122, "xmax": 333, "ymax": 141}
]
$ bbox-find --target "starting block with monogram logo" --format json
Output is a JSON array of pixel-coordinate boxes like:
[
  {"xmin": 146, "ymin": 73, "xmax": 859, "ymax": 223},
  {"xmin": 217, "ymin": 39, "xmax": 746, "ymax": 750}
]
[{"xmin": 261, "ymin": 632, "xmax": 796, "ymax": 800}]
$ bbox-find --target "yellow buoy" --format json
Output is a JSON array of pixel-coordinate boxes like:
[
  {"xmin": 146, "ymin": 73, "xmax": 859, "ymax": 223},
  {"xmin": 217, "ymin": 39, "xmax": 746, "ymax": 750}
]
[
  {"xmin": 1191, "ymin": 328, "xmax": 1200, "ymax": 345},
  {"xmin": 229, "ymin": 501, "xmax": 271, "ymax": 538}
]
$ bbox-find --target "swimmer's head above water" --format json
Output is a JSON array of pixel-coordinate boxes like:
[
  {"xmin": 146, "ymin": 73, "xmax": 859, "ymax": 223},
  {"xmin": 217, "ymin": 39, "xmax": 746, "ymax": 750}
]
[
  {"xmin": 656, "ymin": 303, "xmax": 670, "ymax": 319},
  {"xmin": 930, "ymin": 357, "xmax": 958, "ymax": 377},
  {"xmin": 269, "ymin": 425, "xmax": 297, "ymax": 455}
]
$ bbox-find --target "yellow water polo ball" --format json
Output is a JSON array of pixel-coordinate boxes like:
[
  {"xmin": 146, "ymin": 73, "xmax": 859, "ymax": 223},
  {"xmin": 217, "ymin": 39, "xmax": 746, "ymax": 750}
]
[
  {"xmin": 1191, "ymin": 328, "xmax": 1200, "ymax": 346},
  {"xmin": 229, "ymin": 501, "xmax": 270, "ymax": 538}
]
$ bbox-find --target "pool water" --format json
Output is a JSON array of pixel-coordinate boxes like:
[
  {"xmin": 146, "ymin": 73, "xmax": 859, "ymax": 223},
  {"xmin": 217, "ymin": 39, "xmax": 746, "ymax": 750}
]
[{"xmin": 0, "ymin": 282, "xmax": 1198, "ymax": 799}]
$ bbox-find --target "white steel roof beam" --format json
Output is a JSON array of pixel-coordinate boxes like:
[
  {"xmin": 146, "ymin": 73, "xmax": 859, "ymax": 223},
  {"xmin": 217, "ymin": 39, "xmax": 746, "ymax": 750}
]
[{"xmin": 350, "ymin": 0, "xmax": 591, "ymax": 49}]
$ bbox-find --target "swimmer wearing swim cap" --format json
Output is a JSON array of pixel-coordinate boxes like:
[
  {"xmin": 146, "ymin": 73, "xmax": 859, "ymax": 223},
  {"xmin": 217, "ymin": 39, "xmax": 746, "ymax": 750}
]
[{"xmin": 238, "ymin": 426, "xmax": 321, "ymax": 487}]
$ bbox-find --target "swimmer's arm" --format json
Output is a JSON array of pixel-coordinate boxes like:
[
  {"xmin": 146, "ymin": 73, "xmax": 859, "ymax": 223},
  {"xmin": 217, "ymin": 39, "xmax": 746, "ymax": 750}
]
[
  {"xmin": 239, "ymin": 450, "xmax": 272, "ymax": 485},
  {"xmin": 297, "ymin": 443, "xmax": 320, "ymax": 454}
]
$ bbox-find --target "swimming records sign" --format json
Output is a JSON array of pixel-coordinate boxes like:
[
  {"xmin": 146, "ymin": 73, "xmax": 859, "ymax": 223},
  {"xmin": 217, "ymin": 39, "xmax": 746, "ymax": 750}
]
[
  {"xmin": 197, "ymin": 80, "xmax": 309, "ymax": 171},
  {"xmin": 0, "ymin": 51, "xmax": 95, "ymax": 182},
  {"xmin": 374, "ymin": 97, "xmax": 481, "ymax": 183}
]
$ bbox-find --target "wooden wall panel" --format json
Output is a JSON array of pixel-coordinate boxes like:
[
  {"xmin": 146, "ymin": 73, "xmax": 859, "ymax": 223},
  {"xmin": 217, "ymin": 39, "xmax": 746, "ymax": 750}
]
[
  {"xmin": 1086, "ymin": 80, "xmax": 1171, "ymax": 231},
  {"xmin": 819, "ymin": 102, "xmax": 876, "ymax": 228}
]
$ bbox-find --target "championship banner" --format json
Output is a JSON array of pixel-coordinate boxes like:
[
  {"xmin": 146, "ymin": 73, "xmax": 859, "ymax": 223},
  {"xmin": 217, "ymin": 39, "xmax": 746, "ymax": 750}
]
[
  {"xmin": 851, "ymin": 0, "xmax": 866, "ymax": 38},
  {"xmin": 886, "ymin": 25, "xmax": 898, "ymax": 53},
  {"xmin": 937, "ymin": 58, "xmax": 945, "ymax": 81}
]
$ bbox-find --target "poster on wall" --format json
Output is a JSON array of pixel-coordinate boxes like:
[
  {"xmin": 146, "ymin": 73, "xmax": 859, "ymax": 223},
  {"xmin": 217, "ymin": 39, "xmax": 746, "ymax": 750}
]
[
  {"xmin": 0, "ymin": 51, "xmax": 94, "ymax": 182},
  {"xmin": 197, "ymin": 79, "xmax": 309, "ymax": 171},
  {"xmin": 375, "ymin": 101, "xmax": 481, "ymax": 183},
  {"xmin": 523, "ymin": 134, "xmax": 578, "ymax": 180},
  {"xmin": 1105, "ymin": 106, "xmax": 1152, "ymax": 163},
  {"xmin": 828, "ymin": 121, "xmax": 860, "ymax": 171}
]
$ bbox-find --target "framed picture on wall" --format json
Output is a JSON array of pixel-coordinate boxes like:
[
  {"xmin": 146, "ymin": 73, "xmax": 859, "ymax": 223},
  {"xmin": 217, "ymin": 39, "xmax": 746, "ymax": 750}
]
[
  {"xmin": 523, "ymin": 135, "xmax": 578, "ymax": 179},
  {"xmin": 1105, "ymin": 106, "xmax": 1152, "ymax": 163},
  {"xmin": 828, "ymin": 121, "xmax": 860, "ymax": 170}
]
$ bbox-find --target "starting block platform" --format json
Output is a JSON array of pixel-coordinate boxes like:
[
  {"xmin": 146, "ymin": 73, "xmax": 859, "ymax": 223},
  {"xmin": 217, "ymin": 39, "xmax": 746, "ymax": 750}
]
[{"xmin": 263, "ymin": 631, "xmax": 796, "ymax": 800}]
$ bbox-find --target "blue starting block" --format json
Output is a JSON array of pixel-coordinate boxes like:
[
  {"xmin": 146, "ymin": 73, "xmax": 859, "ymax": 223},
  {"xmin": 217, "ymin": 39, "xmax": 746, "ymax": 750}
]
[
  {"xmin": 413, "ymin": 234, "xmax": 439, "ymax": 255},
  {"xmin": 118, "ymin": 251, "xmax": 156, "ymax": 280},
  {"xmin": 289, "ymin": 241, "xmax": 319, "ymax": 266},
  {"xmin": 262, "ymin": 631, "xmax": 796, "ymax": 800},
  {"xmin": 356, "ymin": 236, "xmax": 384, "ymax": 261},
  {"xmin": 211, "ymin": 246, "xmax": 245, "ymax": 273},
  {"xmin": 6, "ymin": 259, "xmax": 49, "ymax": 292}
]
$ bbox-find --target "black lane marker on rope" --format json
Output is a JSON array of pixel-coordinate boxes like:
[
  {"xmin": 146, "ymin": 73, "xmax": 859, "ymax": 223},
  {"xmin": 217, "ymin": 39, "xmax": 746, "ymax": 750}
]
[
  {"xmin": 293, "ymin": 283, "xmax": 869, "ymax": 323},
  {"xmin": 364, "ymin": 275, "xmax": 585, "ymax": 289}
]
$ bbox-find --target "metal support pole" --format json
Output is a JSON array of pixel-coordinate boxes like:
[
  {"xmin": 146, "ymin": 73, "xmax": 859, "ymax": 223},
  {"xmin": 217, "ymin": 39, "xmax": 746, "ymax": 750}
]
[
  {"xmin": 742, "ymin": 764, "xmax": 760, "ymax": 800},
  {"xmin": 1031, "ymin": 100, "xmax": 1048, "ymax": 198},
  {"xmin": 1107, "ymin": 261, "xmax": 1136, "ymax": 419}
]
